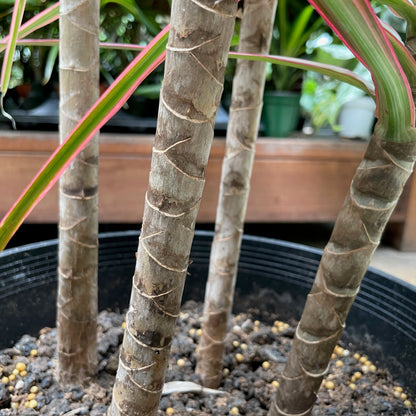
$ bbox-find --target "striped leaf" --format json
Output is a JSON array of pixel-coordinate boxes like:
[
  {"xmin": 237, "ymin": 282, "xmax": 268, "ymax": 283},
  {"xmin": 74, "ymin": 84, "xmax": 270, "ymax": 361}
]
[
  {"xmin": 1, "ymin": 0, "xmax": 26, "ymax": 94},
  {"xmin": 0, "ymin": 2, "xmax": 59, "ymax": 54},
  {"xmin": 0, "ymin": 25, "xmax": 169, "ymax": 250},
  {"xmin": 309, "ymin": 0, "xmax": 415, "ymax": 141}
]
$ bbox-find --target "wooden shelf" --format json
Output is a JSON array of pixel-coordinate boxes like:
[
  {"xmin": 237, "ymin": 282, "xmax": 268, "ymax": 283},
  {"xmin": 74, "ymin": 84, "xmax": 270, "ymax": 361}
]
[{"xmin": 1, "ymin": 131, "xmax": 415, "ymax": 250}]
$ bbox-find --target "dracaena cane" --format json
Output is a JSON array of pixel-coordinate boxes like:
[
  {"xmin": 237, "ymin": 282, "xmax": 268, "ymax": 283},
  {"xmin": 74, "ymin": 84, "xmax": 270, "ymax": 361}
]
[{"xmin": 270, "ymin": 1, "xmax": 416, "ymax": 415}]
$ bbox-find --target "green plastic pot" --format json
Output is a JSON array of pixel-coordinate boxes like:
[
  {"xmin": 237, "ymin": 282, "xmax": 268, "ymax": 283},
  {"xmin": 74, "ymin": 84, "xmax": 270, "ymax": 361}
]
[{"xmin": 262, "ymin": 91, "xmax": 301, "ymax": 137}]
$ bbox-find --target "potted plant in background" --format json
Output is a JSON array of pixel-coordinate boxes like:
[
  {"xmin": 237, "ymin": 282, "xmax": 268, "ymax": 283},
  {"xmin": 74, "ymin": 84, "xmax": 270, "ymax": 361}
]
[
  {"xmin": 261, "ymin": 0, "xmax": 325, "ymax": 137},
  {"xmin": 300, "ymin": 39, "xmax": 375, "ymax": 138}
]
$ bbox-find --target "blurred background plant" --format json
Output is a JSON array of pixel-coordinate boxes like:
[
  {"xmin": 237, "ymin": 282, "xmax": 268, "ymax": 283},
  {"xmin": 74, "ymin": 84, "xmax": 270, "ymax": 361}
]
[
  {"xmin": 0, "ymin": 0, "xmax": 170, "ymax": 113},
  {"xmin": 265, "ymin": 0, "xmax": 325, "ymax": 93}
]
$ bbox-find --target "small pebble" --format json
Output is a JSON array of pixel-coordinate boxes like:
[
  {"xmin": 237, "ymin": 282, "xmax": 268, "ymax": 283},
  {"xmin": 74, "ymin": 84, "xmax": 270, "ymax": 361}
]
[
  {"xmin": 235, "ymin": 353, "xmax": 244, "ymax": 363},
  {"xmin": 325, "ymin": 381, "xmax": 335, "ymax": 390},
  {"xmin": 28, "ymin": 399, "xmax": 38, "ymax": 408},
  {"xmin": 16, "ymin": 362, "xmax": 26, "ymax": 372},
  {"xmin": 15, "ymin": 379, "xmax": 24, "ymax": 390},
  {"xmin": 334, "ymin": 346, "xmax": 344, "ymax": 356},
  {"xmin": 262, "ymin": 361, "xmax": 271, "ymax": 370}
]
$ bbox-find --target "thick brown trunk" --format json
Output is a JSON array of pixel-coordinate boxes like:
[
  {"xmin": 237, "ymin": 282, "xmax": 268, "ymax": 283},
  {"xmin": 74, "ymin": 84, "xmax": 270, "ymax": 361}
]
[
  {"xmin": 57, "ymin": 0, "xmax": 100, "ymax": 385},
  {"xmin": 107, "ymin": 0, "xmax": 237, "ymax": 414},
  {"xmin": 196, "ymin": 0, "xmax": 277, "ymax": 388},
  {"xmin": 270, "ymin": 134, "xmax": 416, "ymax": 415}
]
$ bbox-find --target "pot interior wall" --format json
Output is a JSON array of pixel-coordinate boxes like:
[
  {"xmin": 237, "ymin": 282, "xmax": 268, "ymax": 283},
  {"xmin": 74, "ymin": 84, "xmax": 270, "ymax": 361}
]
[{"xmin": 0, "ymin": 230, "xmax": 415, "ymax": 392}]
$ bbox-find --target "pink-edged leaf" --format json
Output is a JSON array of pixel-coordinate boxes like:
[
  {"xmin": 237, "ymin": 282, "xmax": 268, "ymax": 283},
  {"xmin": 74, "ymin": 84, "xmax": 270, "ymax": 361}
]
[
  {"xmin": 381, "ymin": 20, "xmax": 416, "ymax": 88},
  {"xmin": 308, "ymin": 0, "xmax": 414, "ymax": 141},
  {"xmin": 3, "ymin": 40, "xmax": 145, "ymax": 50},
  {"xmin": 230, "ymin": 52, "xmax": 374, "ymax": 97},
  {"xmin": 0, "ymin": 25, "xmax": 169, "ymax": 251},
  {"xmin": 0, "ymin": 2, "xmax": 59, "ymax": 53},
  {"xmin": 1, "ymin": 0, "xmax": 26, "ymax": 94},
  {"xmin": 6, "ymin": 38, "xmax": 373, "ymax": 97}
]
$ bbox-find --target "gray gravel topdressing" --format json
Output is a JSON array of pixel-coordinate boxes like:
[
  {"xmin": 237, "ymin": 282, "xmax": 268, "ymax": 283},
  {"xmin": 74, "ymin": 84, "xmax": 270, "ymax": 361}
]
[{"xmin": 0, "ymin": 301, "xmax": 413, "ymax": 415}]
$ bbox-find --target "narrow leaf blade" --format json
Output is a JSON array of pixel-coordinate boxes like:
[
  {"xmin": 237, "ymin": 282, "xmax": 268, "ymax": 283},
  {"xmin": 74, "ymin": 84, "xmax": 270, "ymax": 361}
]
[
  {"xmin": 0, "ymin": 25, "xmax": 169, "ymax": 250},
  {"xmin": 230, "ymin": 52, "xmax": 375, "ymax": 96},
  {"xmin": 1, "ymin": 0, "xmax": 27, "ymax": 94}
]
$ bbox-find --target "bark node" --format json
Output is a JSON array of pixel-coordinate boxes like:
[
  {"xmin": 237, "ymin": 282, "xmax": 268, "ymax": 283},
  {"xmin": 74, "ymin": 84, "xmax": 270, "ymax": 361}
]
[
  {"xmin": 57, "ymin": 0, "xmax": 100, "ymax": 385},
  {"xmin": 108, "ymin": 0, "xmax": 237, "ymax": 414},
  {"xmin": 196, "ymin": 0, "xmax": 277, "ymax": 388},
  {"xmin": 270, "ymin": 135, "xmax": 416, "ymax": 415}
]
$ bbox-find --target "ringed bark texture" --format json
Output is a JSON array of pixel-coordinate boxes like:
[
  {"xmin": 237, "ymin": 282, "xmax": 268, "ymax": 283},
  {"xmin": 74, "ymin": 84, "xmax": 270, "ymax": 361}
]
[
  {"xmin": 107, "ymin": 0, "xmax": 237, "ymax": 414},
  {"xmin": 196, "ymin": 0, "xmax": 277, "ymax": 388},
  {"xmin": 57, "ymin": 0, "xmax": 100, "ymax": 385},
  {"xmin": 270, "ymin": 134, "xmax": 416, "ymax": 416}
]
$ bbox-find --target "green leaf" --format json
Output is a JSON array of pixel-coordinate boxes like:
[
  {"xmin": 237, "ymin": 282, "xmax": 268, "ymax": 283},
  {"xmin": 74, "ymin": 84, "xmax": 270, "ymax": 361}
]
[
  {"xmin": 285, "ymin": 6, "xmax": 315, "ymax": 56},
  {"xmin": 42, "ymin": 45, "xmax": 58, "ymax": 85},
  {"xmin": 277, "ymin": 0, "xmax": 287, "ymax": 54},
  {"xmin": 0, "ymin": 26, "xmax": 169, "ymax": 251}
]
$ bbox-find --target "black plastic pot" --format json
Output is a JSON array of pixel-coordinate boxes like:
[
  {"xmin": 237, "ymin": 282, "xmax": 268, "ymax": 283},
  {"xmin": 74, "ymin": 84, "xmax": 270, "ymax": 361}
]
[{"xmin": 0, "ymin": 231, "xmax": 415, "ymax": 392}]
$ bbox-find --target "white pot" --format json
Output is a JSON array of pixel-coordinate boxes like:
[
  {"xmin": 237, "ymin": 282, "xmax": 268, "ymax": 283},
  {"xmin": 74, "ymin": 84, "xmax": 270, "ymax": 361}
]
[{"xmin": 338, "ymin": 96, "xmax": 376, "ymax": 140}]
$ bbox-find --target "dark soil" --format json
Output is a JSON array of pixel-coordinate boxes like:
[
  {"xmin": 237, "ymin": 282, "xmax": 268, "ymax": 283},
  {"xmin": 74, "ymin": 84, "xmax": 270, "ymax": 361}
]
[{"xmin": 0, "ymin": 301, "xmax": 413, "ymax": 415}]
